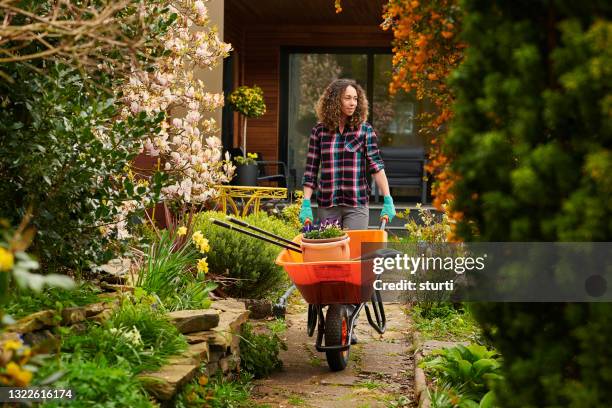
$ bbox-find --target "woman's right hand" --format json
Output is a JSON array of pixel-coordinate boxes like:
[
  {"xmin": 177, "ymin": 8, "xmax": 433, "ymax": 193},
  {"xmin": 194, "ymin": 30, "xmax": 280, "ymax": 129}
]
[{"xmin": 299, "ymin": 199, "xmax": 313, "ymax": 224}]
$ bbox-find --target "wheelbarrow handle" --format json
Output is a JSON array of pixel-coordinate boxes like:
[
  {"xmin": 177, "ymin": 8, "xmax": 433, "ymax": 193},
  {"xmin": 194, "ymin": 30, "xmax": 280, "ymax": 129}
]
[{"xmin": 380, "ymin": 215, "xmax": 388, "ymax": 230}]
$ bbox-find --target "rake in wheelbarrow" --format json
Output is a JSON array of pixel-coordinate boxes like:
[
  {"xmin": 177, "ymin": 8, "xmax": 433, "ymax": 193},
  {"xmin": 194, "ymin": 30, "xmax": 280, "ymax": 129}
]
[{"xmin": 211, "ymin": 216, "xmax": 395, "ymax": 371}]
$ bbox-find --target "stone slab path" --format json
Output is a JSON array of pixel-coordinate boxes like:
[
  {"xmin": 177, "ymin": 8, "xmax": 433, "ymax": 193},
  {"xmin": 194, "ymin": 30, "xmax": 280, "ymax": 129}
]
[{"xmin": 249, "ymin": 297, "xmax": 416, "ymax": 408}]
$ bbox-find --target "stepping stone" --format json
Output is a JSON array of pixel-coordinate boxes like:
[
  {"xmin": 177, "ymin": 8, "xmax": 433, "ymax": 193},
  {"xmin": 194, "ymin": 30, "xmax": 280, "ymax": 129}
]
[
  {"xmin": 168, "ymin": 309, "xmax": 220, "ymax": 334},
  {"xmin": 359, "ymin": 341, "xmax": 409, "ymax": 375},
  {"xmin": 139, "ymin": 364, "xmax": 198, "ymax": 400}
]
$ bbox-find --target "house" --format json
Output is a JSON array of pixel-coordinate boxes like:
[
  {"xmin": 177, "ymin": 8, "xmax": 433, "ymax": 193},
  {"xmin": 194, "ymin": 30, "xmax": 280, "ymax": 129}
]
[{"xmin": 218, "ymin": 0, "xmax": 431, "ymax": 203}]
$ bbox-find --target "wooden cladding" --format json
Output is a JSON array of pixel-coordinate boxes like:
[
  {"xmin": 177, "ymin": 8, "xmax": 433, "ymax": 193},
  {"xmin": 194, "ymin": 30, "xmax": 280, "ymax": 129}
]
[{"xmin": 224, "ymin": 0, "xmax": 393, "ymax": 162}]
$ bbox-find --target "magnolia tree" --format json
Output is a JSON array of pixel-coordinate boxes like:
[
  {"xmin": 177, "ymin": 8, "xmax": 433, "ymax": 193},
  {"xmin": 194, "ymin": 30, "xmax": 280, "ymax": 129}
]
[{"xmin": 121, "ymin": 0, "xmax": 234, "ymax": 206}]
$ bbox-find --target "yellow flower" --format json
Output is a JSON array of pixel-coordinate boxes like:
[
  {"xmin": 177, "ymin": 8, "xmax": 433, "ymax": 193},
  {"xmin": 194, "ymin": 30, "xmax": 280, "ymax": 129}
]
[
  {"xmin": 177, "ymin": 226, "xmax": 187, "ymax": 236},
  {"xmin": 2, "ymin": 340, "xmax": 22, "ymax": 352},
  {"xmin": 247, "ymin": 152, "xmax": 258, "ymax": 160},
  {"xmin": 192, "ymin": 231, "xmax": 203, "ymax": 243},
  {"xmin": 197, "ymin": 237, "xmax": 209, "ymax": 253},
  {"xmin": 5, "ymin": 362, "xmax": 32, "ymax": 386},
  {"xmin": 0, "ymin": 247, "xmax": 14, "ymax": 272},
  {"xmin": 197, "ymin": 258, "xmax": 209, "ymax": 274}
]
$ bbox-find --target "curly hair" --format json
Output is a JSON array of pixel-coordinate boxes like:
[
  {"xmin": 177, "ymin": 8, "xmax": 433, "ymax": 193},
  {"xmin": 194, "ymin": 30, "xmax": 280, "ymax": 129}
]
[{"xmin": 315, "ymin": 78, "xmax": 368, "ymax": 130}]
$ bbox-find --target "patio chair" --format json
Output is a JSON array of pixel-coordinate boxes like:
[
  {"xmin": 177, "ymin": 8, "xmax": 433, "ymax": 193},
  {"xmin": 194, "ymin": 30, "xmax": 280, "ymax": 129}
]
[
  {"xmin": 372, "ymin": 147, "xmax": 428, "ymax": 204},
  {"xmin": 254, "ymin": 151, "xmax": 290, "ymax": 191}
]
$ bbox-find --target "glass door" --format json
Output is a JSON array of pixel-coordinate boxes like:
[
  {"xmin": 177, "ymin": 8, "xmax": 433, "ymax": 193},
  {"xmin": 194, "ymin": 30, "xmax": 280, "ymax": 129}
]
[
  {"xmin": 285, "ymin": 51, "xmax": 425, "ymax": 192},
  {"xmin": 287, "ymin": 53, "xmax": 367, "ymax": 192}
]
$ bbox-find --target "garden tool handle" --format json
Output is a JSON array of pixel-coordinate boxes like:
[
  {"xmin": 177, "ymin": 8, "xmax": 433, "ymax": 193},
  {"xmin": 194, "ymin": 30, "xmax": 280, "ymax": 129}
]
[
  {"xmin": 226, "ymin": 216, "xmax": 300, "ymax": 249},
  {"xmin": 211, "ymin": 218, "xmax": 302, "ymax": 253}
]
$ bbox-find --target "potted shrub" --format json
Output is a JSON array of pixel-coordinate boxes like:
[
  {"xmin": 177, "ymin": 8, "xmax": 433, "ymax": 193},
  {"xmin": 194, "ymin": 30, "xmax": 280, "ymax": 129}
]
[
  {"xmin": 228, "ymin": 85, "xmax": 266, "ymax": 186},
  {"xmin": 301, "ymin": 219, "xmax": 350, "ymax": 262}
]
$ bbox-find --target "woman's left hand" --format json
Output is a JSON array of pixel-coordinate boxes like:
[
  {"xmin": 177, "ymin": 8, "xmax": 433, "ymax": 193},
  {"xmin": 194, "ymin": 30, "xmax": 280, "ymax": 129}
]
[{"xmin": 380, "ymin": 195, "xmax": 396, "ymax": 221}]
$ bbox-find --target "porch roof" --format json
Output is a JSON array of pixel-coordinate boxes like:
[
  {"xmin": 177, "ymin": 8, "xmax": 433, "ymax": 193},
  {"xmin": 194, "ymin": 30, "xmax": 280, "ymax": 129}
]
[{"xmin": 226, "ymin": 0, "xmax": 388, "ymax": 27}]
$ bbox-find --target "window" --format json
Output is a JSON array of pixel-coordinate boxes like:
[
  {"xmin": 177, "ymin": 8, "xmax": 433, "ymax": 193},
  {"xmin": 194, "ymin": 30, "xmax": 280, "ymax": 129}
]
[{"xmin": 282, "ymin": 49, "xmax": 426, "ymax": 192}]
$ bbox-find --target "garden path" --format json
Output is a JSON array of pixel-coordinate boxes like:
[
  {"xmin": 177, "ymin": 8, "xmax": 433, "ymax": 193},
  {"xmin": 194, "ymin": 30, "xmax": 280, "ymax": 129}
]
[{"xmin": 250, "ymin": 297, "xmax": 416, "ymax": 407}]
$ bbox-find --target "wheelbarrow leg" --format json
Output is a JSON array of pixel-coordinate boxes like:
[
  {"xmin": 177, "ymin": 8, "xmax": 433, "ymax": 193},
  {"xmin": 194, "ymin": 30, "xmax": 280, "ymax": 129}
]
[
  {"xmin": 273, "ymin": 284, "xmax": 296, "ymax": 319},
  {"xmin": 364, "ymin": 289, "xmax": 386, "ymax": 334}
]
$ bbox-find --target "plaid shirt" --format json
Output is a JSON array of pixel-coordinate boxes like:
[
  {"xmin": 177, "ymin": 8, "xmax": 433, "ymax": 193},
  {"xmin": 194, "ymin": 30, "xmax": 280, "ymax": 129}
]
[{"xmin": 302, "ymin": 122, "xmax": 385, "ymax": 208}]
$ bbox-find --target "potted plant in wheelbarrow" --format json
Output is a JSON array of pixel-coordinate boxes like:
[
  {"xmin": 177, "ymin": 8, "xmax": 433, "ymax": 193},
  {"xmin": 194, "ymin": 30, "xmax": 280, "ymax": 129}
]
[{"xmin": 300, "ymin": 219, "xmax": 350, "ymax": 262}]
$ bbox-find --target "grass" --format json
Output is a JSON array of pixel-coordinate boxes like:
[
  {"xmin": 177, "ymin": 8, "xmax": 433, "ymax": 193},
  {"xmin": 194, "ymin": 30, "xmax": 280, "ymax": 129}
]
[
  {"xmin": 287, "ymin": 394, "xmax": 307, "ymax": 406},
  {"xmin": 34, "ymin": 355, "xmax": 153, "ymax": 408},
  {"xmin": 356, "ymin": 380, "xmax": 385, "ymax": 390},
  {"xmin": 409, "ymin": 304, "xmax": 481, "ymax": 343},
  {"xmin": 4, "ymin": 282, "xmax": 105, "ymax": 319},
  {"xmin": 349, "ymin": 343, "xmax": 364, "ymax": 368},
  {"xmin": 176, "ymin": 371, "xmax": 254, "ymax": 408},
  {"xmin": 60, "ymin": 299, "xmax": 187, "ymax": 373}
]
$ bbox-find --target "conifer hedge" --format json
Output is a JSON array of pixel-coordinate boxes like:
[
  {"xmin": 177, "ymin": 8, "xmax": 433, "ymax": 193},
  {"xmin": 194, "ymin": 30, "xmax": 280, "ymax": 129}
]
[{"xmin": 446, "ymin": 0, "xmax": 611, "ymax": 405}]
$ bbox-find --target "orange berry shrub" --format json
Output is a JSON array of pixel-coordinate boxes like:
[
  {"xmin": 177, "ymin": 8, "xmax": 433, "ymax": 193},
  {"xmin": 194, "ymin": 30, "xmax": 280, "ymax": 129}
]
[{"xmin": 381, "ymin": 0, "xmax": 465, "ymax": 231}]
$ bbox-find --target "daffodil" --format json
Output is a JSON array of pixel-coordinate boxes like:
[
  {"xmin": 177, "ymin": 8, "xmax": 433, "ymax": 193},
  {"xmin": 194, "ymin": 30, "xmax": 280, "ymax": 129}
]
[
  {"xmin": 197, "ymin": 258, "xmax": 209, "ymax": 274},
  {"xmin": 177, "ymin": 226, "xmax": 187, "ymax": 236},
  {"xmin": 192, "ymin": 231, "xmax": 203, "ymax": 242},
  {"xmin": 197, "ymin": 237, "xmax": 209, "ymax": 253},
  {"xmin": 5, "ymin": 362, "xmax": 32, "ymax": 386},
  {"xmin": 0, "ymin": 247, "xmax": 14, "ymax": 272},
  {"xmin": 2, "ymin": 339, "xmax": 22, "ymax": 352}
]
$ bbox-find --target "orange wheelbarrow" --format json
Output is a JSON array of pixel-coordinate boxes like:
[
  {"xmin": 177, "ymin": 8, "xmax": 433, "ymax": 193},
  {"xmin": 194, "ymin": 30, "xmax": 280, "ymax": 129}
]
[{"xmin": 211, "ymin": 217, "xmax": 389, "ymax": 371}]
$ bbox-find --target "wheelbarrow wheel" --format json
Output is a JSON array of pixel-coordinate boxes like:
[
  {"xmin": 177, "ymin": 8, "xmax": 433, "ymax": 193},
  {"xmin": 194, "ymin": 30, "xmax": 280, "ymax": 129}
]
[{"xmin": 325, "ymin": 304, "xmax": 350, "ymax": 371}]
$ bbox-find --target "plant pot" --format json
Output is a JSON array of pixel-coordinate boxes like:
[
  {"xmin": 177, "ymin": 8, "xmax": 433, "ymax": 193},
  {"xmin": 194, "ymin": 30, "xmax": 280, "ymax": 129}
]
[
  {"xmin": 300, "ymin": 234, "xmax": 350, "ymax": 262},
  {"xmin": 236, "ymin": 163, "xmax": 258, "ymax": 186}
]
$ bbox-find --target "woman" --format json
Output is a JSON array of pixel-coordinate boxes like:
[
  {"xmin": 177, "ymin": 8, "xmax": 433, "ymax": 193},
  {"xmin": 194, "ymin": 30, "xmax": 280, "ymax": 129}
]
[{"xmin": 299, "ymin": 78, "xmax": 396, "ymax": 228}]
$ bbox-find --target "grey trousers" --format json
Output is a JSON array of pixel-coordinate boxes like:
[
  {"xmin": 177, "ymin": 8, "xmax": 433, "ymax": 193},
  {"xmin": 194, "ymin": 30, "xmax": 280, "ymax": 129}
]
[
  {"xmin": 317, "ymin": 205, "xmax": 367, "ymax": 326},
  {"xmin": 317, "ymin": 205, "xmax": 369, "ymax": 230}
]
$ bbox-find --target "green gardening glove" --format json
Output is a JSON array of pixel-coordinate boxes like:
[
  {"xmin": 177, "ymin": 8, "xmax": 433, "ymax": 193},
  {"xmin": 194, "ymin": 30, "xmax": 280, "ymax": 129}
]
[
  {"xmin": 380, "ymin": 195, "xmax": 396, "ymax": 222},
  {"xmin": 299, "ymin": 199, "xmax": 314, "ymax": 224}
]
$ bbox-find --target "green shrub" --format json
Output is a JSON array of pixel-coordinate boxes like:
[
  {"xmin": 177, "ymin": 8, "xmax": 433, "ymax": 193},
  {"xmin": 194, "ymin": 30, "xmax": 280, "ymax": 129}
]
[
  {"xmin": 395, "ymin": 206, "xmax": 457, "ymax": 313},
  {"xmin": 0, "ymin": 62, "xmax": 167, "ymax": 270},
  {"xmin": 239, "ymin": 320, "xmax": 287, "ymax": 378},
  {"xmin": 35, "ymin": 356, "xmax": 152, "ymax": 408},
  {"xmin": 137, "ymin": 230, "xmax": 215, "ymax": 311},
  {"xmin": 422, "ymin": 344, "xmax": 503, "ymax": 407},
  {"xmin": 193, "ymin": 211, "xmax": 296, "ymax": 298},
  {"xmin": 61, "ymin": 299, "xmax": 187, "ymax": 373},
  {"xmin": 280, "ymin": 202, "xmax": 301, "ymax": 230},
  {"xmin": 445, "ymin": 1, "xmax": 612, "ymax": 406},
  {"xmin": 398, "ymin": 204, "xmax": 451, "ymax": 244}
]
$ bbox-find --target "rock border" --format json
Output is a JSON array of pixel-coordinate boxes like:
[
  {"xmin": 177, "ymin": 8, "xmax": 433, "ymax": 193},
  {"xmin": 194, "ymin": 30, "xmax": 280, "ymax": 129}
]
[{"xmin": 411, "ymin": 331, "xmax": 431, "ymax": 408}]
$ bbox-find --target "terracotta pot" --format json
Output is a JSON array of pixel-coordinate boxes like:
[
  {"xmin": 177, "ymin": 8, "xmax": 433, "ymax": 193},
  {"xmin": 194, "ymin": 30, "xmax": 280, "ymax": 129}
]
[{"xmin": 300, "ymin": 234, "xmax": 350, "ymax": 262}]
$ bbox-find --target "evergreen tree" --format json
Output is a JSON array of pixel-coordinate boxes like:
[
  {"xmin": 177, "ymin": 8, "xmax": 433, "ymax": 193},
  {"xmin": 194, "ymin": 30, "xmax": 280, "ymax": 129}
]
[{"xmin": 446, "ymin": 0, "xmax": 611, "ymax": 405}]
